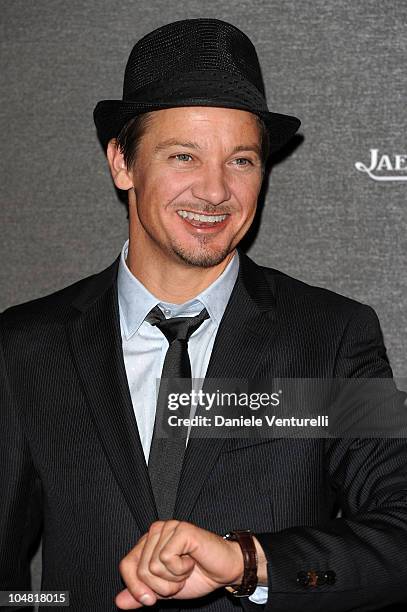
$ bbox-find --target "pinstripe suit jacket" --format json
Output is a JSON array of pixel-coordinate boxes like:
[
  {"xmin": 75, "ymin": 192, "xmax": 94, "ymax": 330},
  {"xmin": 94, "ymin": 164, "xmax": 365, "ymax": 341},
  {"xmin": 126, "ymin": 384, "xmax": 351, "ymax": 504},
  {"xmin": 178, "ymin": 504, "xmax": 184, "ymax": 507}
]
[{"xmin": 1, "ymin": 250, "xmax": 407, "ymax": 612}]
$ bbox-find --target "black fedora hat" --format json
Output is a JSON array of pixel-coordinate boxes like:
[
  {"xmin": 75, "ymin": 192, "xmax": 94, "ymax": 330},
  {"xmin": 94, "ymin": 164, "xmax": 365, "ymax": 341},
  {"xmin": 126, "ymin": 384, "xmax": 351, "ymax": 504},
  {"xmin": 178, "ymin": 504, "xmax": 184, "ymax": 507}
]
[{"xmin": 94, "ymin": 18, "xmax": 301, "ymax": 155}]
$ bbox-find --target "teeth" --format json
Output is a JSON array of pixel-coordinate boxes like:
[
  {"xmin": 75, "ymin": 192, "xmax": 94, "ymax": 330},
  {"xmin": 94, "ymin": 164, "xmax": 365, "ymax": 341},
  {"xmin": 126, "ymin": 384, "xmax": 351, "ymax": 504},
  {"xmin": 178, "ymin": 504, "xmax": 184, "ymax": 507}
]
[{"xmin": 177, "ymin": 210, "xmax": 227, "ymax": 223}]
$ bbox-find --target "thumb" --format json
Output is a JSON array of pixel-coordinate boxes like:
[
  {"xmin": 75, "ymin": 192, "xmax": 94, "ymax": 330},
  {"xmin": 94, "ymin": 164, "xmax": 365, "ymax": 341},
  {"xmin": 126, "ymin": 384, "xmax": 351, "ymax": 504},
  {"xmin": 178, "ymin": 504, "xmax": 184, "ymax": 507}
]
[{"xmin": 162, "ymin": 552, "xmax": 195, "ymax": 576}]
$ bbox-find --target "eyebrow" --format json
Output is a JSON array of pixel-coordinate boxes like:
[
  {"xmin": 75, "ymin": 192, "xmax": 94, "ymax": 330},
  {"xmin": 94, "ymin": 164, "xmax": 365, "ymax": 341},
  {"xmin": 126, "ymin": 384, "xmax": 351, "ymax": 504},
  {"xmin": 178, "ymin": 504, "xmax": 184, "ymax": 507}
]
[
  {"xmin": 154, "ymin": 139, "xmax": 261, "ymax": 157},
  {"xmin": 154, "ymin": 139, "xmax": 198, "ymax": 152}
]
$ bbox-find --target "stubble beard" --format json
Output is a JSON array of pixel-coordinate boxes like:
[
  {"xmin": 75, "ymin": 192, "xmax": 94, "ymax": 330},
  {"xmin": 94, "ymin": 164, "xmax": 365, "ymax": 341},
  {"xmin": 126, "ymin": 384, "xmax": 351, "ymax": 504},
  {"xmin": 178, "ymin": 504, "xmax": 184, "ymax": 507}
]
[{"xmin": 171, "ymin": 234, "xmax": 234, "ymax": 268}]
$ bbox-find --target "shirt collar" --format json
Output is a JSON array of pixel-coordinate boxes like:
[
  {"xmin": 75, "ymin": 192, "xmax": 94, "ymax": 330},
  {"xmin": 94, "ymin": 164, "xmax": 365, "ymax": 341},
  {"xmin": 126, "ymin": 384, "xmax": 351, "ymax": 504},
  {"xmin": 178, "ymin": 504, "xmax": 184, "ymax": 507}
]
[{"xmin": 117, "ymin": 239, "xmax": 239, "ymax": 340}]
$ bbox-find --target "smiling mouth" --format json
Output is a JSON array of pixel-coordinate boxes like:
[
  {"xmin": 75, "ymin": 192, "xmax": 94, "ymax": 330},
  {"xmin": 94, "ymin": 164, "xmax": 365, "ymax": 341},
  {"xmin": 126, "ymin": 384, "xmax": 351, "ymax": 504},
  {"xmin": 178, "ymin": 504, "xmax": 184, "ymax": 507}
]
[{"xmin": 177, "ymin": 210, "xmax": 228, "ymax": 224}]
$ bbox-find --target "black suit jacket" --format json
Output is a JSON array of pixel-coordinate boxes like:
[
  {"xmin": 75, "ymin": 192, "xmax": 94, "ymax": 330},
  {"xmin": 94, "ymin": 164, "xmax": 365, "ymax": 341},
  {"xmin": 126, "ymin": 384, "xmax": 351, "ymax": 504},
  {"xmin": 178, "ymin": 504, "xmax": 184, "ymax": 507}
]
[{"xmin": 1, "ymin": 251, "xmax": 407, "ymax": 612}]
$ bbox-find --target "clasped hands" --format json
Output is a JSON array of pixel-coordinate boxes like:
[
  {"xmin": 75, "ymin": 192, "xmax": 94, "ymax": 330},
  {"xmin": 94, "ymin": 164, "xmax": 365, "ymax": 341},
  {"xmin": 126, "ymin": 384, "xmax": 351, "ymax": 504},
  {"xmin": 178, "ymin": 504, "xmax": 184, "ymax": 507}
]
[{"xmin": 115, "ymin": 520, "xmax": 266, "ymax": 609}]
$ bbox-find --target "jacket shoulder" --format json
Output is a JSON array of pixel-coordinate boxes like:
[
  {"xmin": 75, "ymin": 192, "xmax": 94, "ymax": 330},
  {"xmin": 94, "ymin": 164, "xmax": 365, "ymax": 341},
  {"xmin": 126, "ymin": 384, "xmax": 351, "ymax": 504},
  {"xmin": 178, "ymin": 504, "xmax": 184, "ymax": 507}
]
[
  {"xmin": 260, "ymin": 264, "xmax": 370, "ymax": 319},
  {"xmin": 1, "ymin": 257, "xmax": 119, "ymax": 329}
]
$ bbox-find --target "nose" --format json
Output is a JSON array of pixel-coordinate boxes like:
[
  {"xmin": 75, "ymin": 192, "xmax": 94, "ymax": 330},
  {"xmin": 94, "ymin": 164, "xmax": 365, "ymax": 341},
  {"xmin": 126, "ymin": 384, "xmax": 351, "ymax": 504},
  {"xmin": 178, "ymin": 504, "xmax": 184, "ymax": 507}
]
[{"xmin": 191, "ymin": 163, "xmax": 231, "ymax": 206}]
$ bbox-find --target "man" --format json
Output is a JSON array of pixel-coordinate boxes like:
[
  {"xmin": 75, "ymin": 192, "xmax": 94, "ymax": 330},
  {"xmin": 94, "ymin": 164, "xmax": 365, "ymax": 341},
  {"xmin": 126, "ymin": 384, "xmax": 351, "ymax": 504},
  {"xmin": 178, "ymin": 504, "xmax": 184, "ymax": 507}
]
[{"xmin": 1, "ymin": 17, "xmax": 407, "ymax": 612}]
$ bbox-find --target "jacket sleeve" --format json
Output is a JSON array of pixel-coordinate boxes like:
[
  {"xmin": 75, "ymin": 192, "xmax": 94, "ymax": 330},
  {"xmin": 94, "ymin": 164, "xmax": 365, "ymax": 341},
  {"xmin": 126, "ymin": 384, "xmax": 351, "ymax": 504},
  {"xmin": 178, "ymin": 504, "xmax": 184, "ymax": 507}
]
[
  {"xmin": 254, "ymin": 304, "xmax": 407, "ymax": 612},
  {"xmin": 0, "ymin": 316, "xmax": 43, "ymax": 611}
]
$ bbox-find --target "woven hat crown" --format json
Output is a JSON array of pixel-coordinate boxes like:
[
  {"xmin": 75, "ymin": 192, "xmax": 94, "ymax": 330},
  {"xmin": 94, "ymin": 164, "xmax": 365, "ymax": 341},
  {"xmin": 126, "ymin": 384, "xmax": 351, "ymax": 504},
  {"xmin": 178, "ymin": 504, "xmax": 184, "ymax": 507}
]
[{"xmin": 122, "ymin": 19, "xmax": 266, "ymax": 100}]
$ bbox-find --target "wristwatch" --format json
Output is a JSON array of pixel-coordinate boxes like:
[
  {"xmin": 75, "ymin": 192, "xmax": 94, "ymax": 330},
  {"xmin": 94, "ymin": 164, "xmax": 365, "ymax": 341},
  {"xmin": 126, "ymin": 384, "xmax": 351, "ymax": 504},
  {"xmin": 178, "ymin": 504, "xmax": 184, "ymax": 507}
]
[{"xmin": 223, "ymin": 530, "xmax": 258, "ymax": 597}]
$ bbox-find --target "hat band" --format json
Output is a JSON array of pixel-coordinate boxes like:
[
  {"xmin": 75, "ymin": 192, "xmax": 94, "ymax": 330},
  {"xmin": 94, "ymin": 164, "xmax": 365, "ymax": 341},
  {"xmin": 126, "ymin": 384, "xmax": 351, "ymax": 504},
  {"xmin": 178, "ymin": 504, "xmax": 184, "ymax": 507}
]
[{"xmin": 123, "ymin": 70, "xmax": 269, "ymax": 113}]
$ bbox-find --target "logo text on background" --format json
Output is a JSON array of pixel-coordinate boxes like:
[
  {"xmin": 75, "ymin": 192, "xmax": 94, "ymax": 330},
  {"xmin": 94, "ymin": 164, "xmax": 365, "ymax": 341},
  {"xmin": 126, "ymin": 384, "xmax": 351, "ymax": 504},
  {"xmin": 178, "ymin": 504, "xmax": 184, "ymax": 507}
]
[{"xmin": 355, "ymin": 149, "xmax": 407, "ymax": 181}]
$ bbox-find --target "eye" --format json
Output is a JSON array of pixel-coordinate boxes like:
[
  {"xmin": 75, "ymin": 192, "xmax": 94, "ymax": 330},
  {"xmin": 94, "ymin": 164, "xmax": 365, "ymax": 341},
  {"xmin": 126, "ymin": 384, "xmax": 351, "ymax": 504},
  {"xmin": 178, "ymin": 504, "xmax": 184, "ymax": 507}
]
[
  {"xmin": 173, "ymin": 153, "xmax": 193, "ymax": 162},
  {"xmin": 232, "ymin": 158, "xmax": 253, "ymax": 166}
]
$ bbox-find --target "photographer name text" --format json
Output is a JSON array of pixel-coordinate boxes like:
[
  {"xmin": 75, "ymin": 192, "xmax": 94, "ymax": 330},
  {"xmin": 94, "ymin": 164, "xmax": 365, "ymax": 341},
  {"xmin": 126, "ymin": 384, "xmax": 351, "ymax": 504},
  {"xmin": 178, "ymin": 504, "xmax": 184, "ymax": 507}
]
[{"xmin": 167, "ymin": 415, "xmax": 329, "ymax": 428}]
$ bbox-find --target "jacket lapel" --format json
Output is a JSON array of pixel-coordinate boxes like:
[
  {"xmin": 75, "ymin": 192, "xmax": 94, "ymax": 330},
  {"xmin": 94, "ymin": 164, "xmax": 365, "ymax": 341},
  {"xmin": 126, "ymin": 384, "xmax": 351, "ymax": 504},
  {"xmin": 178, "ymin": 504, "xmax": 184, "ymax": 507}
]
[
  {"xmin": 66, "ymin": 256, "xmax": 158, "ymax": 534},
  {"xmin": 174, "ymin": 250, "xmax": 278, "ymax": 519}
]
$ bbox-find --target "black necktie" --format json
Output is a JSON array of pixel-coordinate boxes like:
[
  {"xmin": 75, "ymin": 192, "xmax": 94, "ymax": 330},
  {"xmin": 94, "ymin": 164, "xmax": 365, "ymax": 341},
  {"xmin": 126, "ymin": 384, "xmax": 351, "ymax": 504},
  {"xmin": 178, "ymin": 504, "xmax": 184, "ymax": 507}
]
[{"xmin": 146, "ymin": 305, "xmax": 209, "ymax": 519}]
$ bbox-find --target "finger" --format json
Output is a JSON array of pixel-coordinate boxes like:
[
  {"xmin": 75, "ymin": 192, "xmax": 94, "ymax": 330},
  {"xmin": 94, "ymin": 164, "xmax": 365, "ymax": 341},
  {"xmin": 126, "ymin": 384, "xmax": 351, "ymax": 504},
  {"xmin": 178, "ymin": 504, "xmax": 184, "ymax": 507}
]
[
  {"xmin": 150, "ymin": 521, "xmax": 194, "ymax": 580},
  {"xmin": 162, "ymin": 524, "xmax": 244, "ymax": 587},
  {"xmin": 115, "ymin": 587, "xmax": 155, "ymax": 609},
  {"xmin": 158, "ymin": 522, "xmax": 214, "ymax": 577},
  {"xmin": 157, "ymin": 523, "xmax": 197, "ymax": 576},
  {"xmin": 159, "ymin": 548, "xmax": 196, "ymax": 576},
  {"xmin": 139, "ymin": 521, "xmax": 173, "ymax": 576},
  {"xmin": 118, "ymin": 535, "xmax": 158, "ymax": 606},
  {"xmin": 137, "ymin": 522, "xmax": 187, "ymax": 596}
]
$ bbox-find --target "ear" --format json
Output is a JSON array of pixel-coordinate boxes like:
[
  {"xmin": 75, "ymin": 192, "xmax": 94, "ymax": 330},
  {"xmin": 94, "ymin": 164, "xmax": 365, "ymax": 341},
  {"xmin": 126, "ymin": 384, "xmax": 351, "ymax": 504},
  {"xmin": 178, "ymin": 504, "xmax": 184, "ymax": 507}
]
[{"xmin": 106, "ymin": 139, "xmax": 134, "ymax": 190}]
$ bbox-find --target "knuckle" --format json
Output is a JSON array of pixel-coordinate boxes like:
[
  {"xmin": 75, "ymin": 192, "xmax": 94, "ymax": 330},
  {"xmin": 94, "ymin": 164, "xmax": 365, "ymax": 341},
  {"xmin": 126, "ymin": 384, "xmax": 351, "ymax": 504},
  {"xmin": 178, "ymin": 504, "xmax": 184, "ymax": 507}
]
[
  {"xmin": 159, "ymin": 549, "xmax": 172, "ymax": 564},
  {"xmin": 118, "ymin": 557, "xmax": 129, "ymax": 574},
  {"xmin": 149, "ymin": 520, "xmax": 164, "ymax": 534},
  {"xmin": 149, "ymin": 559, "xmax": 163, "ymax": 575},
  {"xmin": 176, "ymin": 520, "xmax": 194, "ymax": 535},
  {"xmin": 165, "ymin": 519, "xmax": 180, "ymax": 530},
  {"xmin": 175, "ymin": 520, "xmax": 188, "ymax": 530}
]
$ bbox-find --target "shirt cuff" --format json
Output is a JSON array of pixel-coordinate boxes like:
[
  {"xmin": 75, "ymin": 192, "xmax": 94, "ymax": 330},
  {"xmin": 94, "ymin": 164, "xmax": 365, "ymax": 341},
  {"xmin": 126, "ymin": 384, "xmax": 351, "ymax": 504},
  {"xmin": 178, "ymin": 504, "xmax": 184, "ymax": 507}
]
[{"xmin": 248, "ymin": 586, "xmax": 268, "ymax": 604}]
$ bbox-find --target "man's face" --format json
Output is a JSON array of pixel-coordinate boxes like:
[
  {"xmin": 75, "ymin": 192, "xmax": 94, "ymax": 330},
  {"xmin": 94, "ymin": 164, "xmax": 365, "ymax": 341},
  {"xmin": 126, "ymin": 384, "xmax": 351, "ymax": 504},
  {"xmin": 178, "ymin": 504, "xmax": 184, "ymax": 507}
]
[{"xmin": 125, "ymin": 106, "xmax": 263, "ymax": 268}]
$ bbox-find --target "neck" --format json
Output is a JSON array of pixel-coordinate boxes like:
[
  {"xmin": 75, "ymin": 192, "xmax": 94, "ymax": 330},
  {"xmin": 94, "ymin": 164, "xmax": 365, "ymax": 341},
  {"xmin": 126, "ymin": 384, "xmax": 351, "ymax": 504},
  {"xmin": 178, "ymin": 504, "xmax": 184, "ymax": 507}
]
[{"xmin": 126, "ymin": 240, "xmax": 235, "ymax": 304}]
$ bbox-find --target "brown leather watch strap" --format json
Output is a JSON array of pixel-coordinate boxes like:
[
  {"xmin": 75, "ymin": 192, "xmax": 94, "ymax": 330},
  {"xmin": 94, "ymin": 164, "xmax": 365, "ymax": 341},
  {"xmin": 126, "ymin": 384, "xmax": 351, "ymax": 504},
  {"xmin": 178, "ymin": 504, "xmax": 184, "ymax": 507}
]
[{"xmin": 223, "ymin": 530, "xmax": 258, "ymax": 597}]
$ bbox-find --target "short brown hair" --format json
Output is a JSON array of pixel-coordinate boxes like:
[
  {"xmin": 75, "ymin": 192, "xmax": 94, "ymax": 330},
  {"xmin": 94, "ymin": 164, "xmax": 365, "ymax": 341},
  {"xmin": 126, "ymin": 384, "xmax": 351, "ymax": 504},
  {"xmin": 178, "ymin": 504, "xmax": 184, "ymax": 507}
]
[{"xmin": 116, "ymin": 111, "xmax": 270, "ymax": 173}]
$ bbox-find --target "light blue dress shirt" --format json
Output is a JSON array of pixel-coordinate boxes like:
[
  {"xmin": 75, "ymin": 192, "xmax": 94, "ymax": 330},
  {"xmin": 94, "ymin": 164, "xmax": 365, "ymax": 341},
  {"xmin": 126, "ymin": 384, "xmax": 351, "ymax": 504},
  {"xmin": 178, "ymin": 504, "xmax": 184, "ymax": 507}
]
[{"xmin": 117, "ymin": 239, "xmax": 268, "ymax": 604}]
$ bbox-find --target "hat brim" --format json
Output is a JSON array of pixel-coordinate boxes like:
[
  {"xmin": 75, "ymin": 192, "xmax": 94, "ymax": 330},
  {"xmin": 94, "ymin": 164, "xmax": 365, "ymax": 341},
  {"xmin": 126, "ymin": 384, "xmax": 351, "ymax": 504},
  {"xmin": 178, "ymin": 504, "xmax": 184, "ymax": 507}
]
[{"xmin": 94, "ymin": 98, "xmax": 300, "ymax": 156}]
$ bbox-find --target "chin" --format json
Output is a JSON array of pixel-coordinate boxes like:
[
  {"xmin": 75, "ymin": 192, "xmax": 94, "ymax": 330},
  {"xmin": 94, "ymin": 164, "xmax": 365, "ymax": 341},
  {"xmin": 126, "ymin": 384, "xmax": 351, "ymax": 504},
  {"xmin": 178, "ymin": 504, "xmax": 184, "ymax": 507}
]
[{"xmin": 172, "ymin": 242, "xmax": 233, "ymax": 268}]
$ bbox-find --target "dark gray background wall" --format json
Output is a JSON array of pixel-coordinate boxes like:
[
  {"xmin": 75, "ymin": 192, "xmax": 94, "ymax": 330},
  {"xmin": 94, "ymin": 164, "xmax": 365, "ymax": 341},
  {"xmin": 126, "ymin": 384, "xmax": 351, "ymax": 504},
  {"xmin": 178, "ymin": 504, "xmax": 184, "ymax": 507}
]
[
  {"xmin": 1, "ymin": 0, "xmax": 406, "ymax": 591},
  {"xmin": 1, "ymin": 1, "xmax": 406, "ymax": 376}
]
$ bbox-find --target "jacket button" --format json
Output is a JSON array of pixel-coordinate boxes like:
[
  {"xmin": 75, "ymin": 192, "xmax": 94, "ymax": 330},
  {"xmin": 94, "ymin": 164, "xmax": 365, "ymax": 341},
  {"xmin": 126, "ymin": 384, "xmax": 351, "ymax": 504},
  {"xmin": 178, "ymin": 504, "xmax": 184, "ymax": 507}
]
[
  {"xmin": 297, "ymin": 570, "xmax": 336, "ymax": 587},
  {"xmin": 296, "ymin": 571, "xmax": 309, "ymax": 586},
  {"xmin": 324, "ymin": 570, "xmax": 336, "ymax": 585}
]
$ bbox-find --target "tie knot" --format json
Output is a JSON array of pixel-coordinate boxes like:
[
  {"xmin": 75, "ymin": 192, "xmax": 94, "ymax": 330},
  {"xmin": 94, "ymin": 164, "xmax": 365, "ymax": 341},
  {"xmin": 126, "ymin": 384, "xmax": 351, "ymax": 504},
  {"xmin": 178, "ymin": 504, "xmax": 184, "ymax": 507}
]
[{"xmin": 145, "ymin": 306, "xmax": 209, "ymax": 343}]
